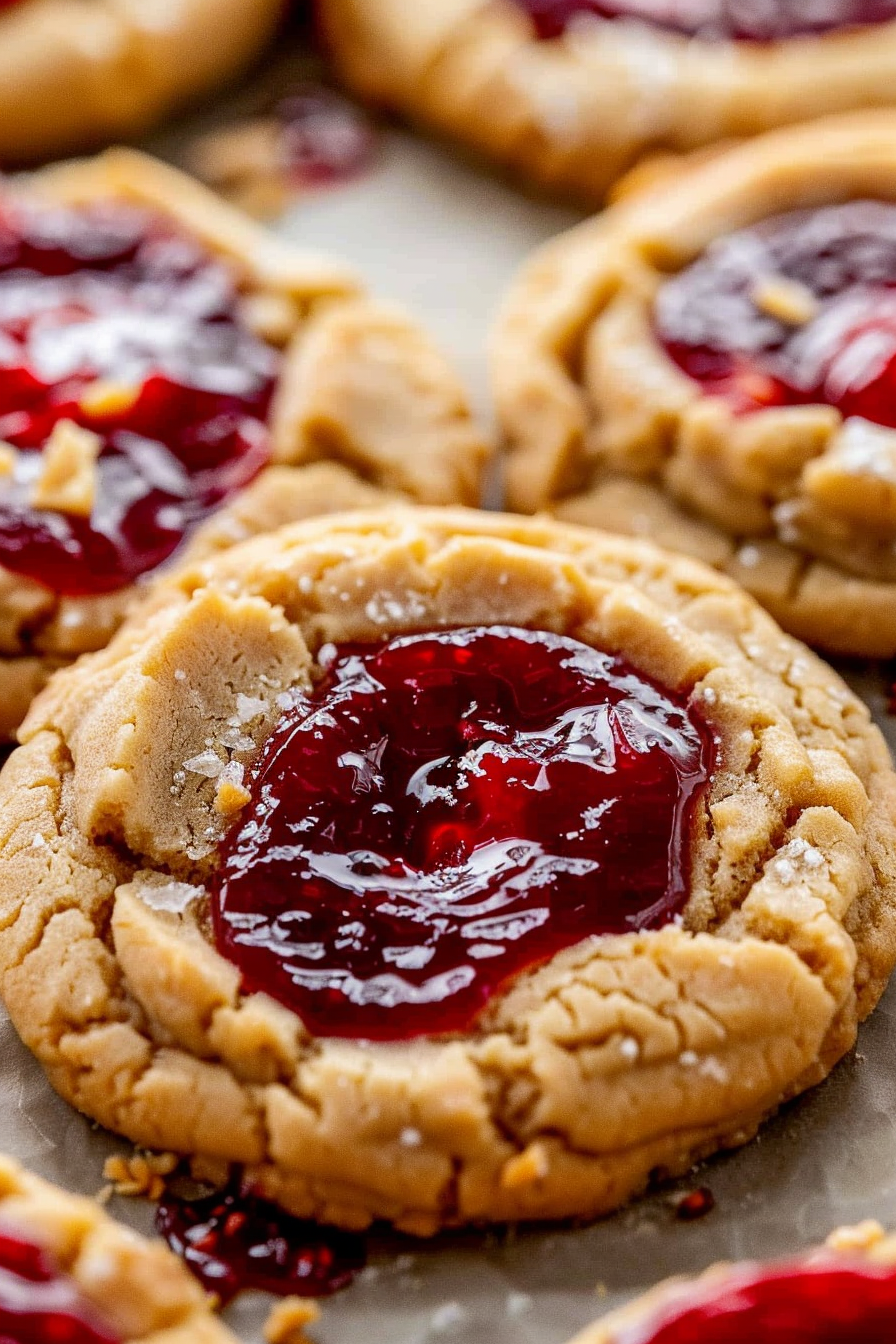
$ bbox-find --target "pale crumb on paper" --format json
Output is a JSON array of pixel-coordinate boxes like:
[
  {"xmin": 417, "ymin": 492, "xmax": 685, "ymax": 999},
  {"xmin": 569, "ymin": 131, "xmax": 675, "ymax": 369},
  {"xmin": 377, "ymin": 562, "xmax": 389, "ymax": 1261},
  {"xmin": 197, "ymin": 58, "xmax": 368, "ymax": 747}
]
[
  {"xmin": 826, "ymin": 1220, "xmax": 886, "ymax": 1253},
  {"xmin": 102, "ymin": 1151, "xmax": 178, "ymax": 1201},
  {"xmin": 265, "ymin": 1298, "xmax": 321, "ymax": 1344},
  {"xmin": 31, "ymin": 420, "xmax": 101, "ymax": 517}
]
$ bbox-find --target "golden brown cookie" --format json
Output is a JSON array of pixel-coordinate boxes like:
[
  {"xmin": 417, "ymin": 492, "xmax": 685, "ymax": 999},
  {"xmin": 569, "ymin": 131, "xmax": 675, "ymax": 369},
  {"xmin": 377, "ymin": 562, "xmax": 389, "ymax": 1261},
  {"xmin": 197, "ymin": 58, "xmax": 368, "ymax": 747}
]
[
  {"xmin": 1, "ymin": 507, "xmax": 894, "ymax": 1234},
  {"xmin": 570, "ymin": 1222, "xmax": 896, "ymax": 1343},
  {"xmin": 495, "ymin": 111, "xmax": 896, "ymax": 656},
  {"xmin": 0, "ymin": 1152, "xmax": 235, "ymax": 1342},
  {"xmin": 0, "ymin": 148, "xmax": 490, "ymax": 737},
  {"xmin": 0, "ymin": 0, "xmax": 283, "ymax": 164},
  {"xmin": 317, "ymin": 1, "xmax": 896, "ymax": 205}
]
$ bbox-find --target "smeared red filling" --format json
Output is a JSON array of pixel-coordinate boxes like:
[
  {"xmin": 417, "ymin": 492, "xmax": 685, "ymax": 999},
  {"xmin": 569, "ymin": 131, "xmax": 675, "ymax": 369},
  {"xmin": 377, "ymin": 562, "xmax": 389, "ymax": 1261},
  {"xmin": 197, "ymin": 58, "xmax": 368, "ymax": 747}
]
[
  {"xmin": 624, "ymin": 1256, "xmax": 896, "ymax": 1342},
  {"xmin": 656, "ymin": 200, "xmax": 896, "ymax": 424},
  {"xmin": 516, "ymin": 0, "xmax": 896, "ymax": 41},
  {"xmin": 156, "ymin": 1177, "xmax": 365, "ymax": 1305},
  {"xmin": 0, "ymin": 198, "xmax": 277, "ymax": 596},
  {"xmin": 0, "ymin": 1224, "xmax": 120, "ymax": 1344},
  {"xmin": 212, "ymin": 626, "xmax": 713, "ymax": 1040},
  {"xmin": 277, "ymin": 86, "xmax": 376, "ymax": 187}
]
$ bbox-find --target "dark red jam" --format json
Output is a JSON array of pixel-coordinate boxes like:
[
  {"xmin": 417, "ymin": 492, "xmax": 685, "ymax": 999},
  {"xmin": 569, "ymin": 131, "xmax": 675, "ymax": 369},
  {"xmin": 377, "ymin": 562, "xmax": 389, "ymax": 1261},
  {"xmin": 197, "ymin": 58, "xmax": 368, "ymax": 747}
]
[
  {"xmin": 212, "ymin": 626, "xmax": 713, "ymax": 1040},
  {"xmin": 276, "ymin": 86, "xmax": 375, "ymax": 187},
  {"xmin": 624, "ymin": 1257, "xmax": 896, "ymax": 1343},
  {"xmin": 0, "ymin": 199, "xmax": 277, "ymax": 596},
  {"xmin": 674, "ymin": 1186, "xmax": 715, "ymax": 1221},
  {"xmin": 156, "ymin": 1177, "xmax": 366, "ymax": 1305},
  {"xmin": 656, "ymin": 200, "xmax": 896, "ymax": 425},
  {"xmin": 0, "ymin": 1224, "xmax": 120, "ymax": 1344},
  {"xmin": 516, "ymin": 0, "xmax": 896, "ymax": 41}
]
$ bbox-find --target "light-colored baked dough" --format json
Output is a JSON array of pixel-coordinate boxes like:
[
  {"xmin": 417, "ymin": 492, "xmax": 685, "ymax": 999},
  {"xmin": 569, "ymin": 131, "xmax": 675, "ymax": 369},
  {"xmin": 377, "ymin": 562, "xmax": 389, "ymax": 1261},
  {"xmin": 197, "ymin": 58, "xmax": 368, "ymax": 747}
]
[
  {"xmin": 0, "ymin": 148, "xmax": 490, "ymax": 736},
  {"xmin": 494, "ymin": 111, "xmax": 896, "ymax": 655},
  {"xmin": 570, "ymin": 1221, "xmax": 896, "ymax": 1344},
  {"xmin": 0, "ymin": 1152, "xmax": 235, "ymax": 1342},
  {"xmin": 0, "ymin": 0, "xmax": 284, "ymax": 163},
  {"xmin": 1, "ymin": 507, "xmax": 894, "ymax": 1233},
  {"xmin": 318, "ymin": 0, "xmax": 896, "ymax": 204}
]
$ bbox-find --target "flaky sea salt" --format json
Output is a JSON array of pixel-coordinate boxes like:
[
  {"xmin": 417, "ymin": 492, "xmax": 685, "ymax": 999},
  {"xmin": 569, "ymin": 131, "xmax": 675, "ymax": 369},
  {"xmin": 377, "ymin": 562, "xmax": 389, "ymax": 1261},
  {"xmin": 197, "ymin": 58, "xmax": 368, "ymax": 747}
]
[{"xmin": 183, "ymin": 750, "xmax": 224, "ymax": 779}]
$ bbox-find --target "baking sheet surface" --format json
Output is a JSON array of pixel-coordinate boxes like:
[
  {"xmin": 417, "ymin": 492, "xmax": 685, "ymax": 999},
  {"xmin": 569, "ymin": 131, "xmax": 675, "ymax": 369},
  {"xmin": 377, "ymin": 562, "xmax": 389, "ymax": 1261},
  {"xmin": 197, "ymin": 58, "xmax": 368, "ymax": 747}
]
[{"xmin": 4, "ymin": 58, "xmax": 896, "ymax": 1344}]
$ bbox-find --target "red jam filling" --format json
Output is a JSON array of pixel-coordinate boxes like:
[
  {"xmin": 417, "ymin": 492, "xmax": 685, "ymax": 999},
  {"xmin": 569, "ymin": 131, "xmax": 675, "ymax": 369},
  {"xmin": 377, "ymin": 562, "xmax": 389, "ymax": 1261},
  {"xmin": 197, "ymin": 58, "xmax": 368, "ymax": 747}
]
[
  {"xmin": 156, "ymin": 1177, "xmax": 365, "ymax": 1305},
  {"xmin": 276, "ymin": 86, "xmax": 376, "ymax": 187},
  {"xmin": 656, "ymin": 200, "xmax": 896, "ymax": 425},
  {"xmin": 0, "ymin": 199, "xmax": 277, "ymax": 597},
  {"xmin": 516, "ymin": 0, "xmax": 896, "ymax": 41},
  {"xmin": 625, "ymin": 1257, "xmax": 896, "ymax": 1343},
  {"xmin": 212, "ymin": 626, "xmax": 713, "ymax": 1041},
  {"xmin": 0, "ymin": 1224, "xmax": 120, "ymax": 1344}
]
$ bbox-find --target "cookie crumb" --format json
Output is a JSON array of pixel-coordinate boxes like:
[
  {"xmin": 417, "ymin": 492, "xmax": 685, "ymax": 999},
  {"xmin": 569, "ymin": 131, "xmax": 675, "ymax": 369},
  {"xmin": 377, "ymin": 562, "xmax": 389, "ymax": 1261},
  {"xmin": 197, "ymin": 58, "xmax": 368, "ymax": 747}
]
[
  {"xmin": 0, "ymin": 442, "xmax": 17, "ymax": 476},
  {"xmin": 500, "ymin": 1142, "xmax": 550, "ymax": 1190},
  {"xmin": 264, "ymin": 1298, "xmax": 321, "ymax": 1344},
  {"xmin": 31, "ymin": 420, "xmax": 101, "ymax": 517},
  {"xmin": 103, "ymin": 1151, "xmax": 178, "ymax": 1201},
  {"xmin": 214, "ymin": 761, "xmax": 252, "ymax": 815},
  {"xmin": 241, "ymin": 292, "xmax": 302, "ymax": 346},
  {"xmin": 79, "ymin": 380, "xmax": 139, "ymax": 419},
  {"xmin": 752, "ymin": 276, "xmax": 818, "ymax": 325},
  {"xmin": 826, "ymin": 1220, "xmax": 886, "ymax": 1254}
]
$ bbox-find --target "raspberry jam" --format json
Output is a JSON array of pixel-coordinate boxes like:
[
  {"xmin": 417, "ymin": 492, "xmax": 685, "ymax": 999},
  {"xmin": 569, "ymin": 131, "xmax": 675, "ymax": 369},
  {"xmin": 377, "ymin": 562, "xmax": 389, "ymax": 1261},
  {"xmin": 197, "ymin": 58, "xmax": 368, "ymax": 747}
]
[
  {"xmin": 656, "ymin": 201, "xmax": 896, "ymax": 424},
  {"xmin": 516, "ymin": 0, "xmax": 896, "ymax": 41},
  {"xmin": 277, "ymin": 86, "xmax": 375, "ymax": 187},
  {"xmin": 0, "ymin": 1224, "xmax": 119, "ymax": 1343},
  {"xmin": 156, "ymin": 1177, "xmax": 365, "ymax": 1305},
  {"xmin": 212, "ymin": 626, "xmax": 713, "ymax": 1040},
  {"xmin": 624, "ymin": 1257, "xmax": 896, "ymax": 1343},
  {"xmin": 0, "ymin": 199, "xmax": 277, "ymax": 596}
]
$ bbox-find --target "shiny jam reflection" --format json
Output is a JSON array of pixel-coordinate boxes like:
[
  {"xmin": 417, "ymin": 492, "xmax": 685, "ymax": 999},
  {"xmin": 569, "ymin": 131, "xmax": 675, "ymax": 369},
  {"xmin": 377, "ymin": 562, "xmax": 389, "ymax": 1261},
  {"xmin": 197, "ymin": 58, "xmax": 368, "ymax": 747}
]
[
  {"xmin": 212, "ymin": 626, "xmax": 714, "ymax": 1040},
  {"xmin": 0, "ymin": 1225, "xmax": 120, "ymax": 1344},
  {"xmin": 515, "ymin": 0, "xmax": 896, "ymax": 41}
]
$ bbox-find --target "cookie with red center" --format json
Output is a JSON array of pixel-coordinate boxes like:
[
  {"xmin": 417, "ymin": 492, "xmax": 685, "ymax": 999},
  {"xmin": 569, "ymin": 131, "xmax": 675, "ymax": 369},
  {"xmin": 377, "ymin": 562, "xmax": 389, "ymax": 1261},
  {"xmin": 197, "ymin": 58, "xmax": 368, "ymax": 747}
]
[
  {"xmin": 0, "ymin": 1153, "xmax": 235, "ymax": 1343},
  {"xmin": 0, "ymin": 0, "xmax": 286, "ymax": 164},
  {"xmin": 571, "ymin": 1221, "xmax": 896, "ymax": 1344},
  {"xmin": 1, "ymin": 508, "xmax": 894, "ymax": 1233},
  {"xmin": 0, "ymin": 148, "xmax": 490, "ymax": 737},
  {"xmin": 494, "ymin": 111, "xmax": 896, "ymax": 657},
  {"xmin": 317, "ymin": 0, "xmax": 896, "ymax": 205}
]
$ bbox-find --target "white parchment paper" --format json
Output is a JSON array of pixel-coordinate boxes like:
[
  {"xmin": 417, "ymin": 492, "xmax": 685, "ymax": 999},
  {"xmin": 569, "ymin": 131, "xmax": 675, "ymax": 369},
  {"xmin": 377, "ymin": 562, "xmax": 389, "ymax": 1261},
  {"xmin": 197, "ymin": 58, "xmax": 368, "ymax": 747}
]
[{"xmin": 3, "ymin": 47, "xmax": 896, "ymax": 1344}]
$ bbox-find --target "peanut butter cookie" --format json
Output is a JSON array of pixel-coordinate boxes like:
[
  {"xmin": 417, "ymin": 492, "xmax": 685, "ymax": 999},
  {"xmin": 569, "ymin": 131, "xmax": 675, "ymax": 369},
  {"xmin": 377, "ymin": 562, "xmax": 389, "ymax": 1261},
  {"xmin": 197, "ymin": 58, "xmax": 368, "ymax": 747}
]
[
  {"xmin": 0, "ymin": 149, "xmax": 490, "ymax": 736},
  {"xmin": 0, "ymin": 508, "xmax": 893, "ymax": 1232},
  {"xmin": 495, "ymin": 111, "xmax": 896, "ymax": 655}
]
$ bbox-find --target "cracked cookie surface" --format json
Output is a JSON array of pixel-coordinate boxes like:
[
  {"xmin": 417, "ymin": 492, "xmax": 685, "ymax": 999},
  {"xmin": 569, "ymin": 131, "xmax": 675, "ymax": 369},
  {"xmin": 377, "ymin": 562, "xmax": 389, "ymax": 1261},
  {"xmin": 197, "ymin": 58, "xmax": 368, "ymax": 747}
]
[
  {"xmin": 0, "ymin": 0, "xmax": 282, "ymax": 163},
  {"xmin": 0, "ymin": 149, "xmax": 489, "ymax": 738},
  {"xmin": 494, "ymin": 112, "xmax": 896, "ymax": 655},
  {"xmin": 1, "ymin": 508, "xmax": 895, "ymax": 1232},
  {"xmin": 317, "ymin": 0, "xmax": 896, "ymax": 206},
  {"xmin": 0, "ymin": 1152, "xmax": 235, "ymax": 1342}
]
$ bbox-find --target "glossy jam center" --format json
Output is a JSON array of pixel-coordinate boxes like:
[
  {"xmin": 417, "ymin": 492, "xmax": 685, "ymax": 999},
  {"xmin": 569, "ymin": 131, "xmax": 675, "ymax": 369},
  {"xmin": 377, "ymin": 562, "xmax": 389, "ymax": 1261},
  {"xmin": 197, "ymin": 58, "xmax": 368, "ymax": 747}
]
[
  {"xmin": 627, "ymin": 1257, "xmax": 896, "ymax": 1342},
  {"xmin": 656, "ymin": 200, "xmax": 896, "ymax": 424},
  {"xmin": 0, "ymin": 1225, "xmax": 120, "ymax": 1344},
  {"xmin": 212, "ymin": 626, "xmax": 713, "ymax": 1040},
  {"xmin": 516, "ymin": 0, "xmax": 896, "ymax": 41},
  {"xmin": 0, "ymin": 199, "xmax": 277, "ymax": 596},
  {"xmin": 156, "ymin": 1177, "xmax": 365, "ymax": 1305}
]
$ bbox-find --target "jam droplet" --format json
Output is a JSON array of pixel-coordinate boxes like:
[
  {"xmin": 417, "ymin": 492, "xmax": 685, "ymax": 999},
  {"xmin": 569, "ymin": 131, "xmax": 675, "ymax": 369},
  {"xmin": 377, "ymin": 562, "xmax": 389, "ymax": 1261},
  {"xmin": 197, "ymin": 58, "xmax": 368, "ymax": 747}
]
[
  {"xmin": 515, "ymin": 0, "xmax": 896, "ymax": 41},
  {"xmin": 0, "ymin": 1224, "xmax": 120, "ymax": 1343},
  {"xmin": 656, "ymin": 200, "xmax": 896, "ymax": 426},
  {"xmin": 0, "ymin": 198, "xmax": 277, "ymax": 596},
  {"xmin": 674, "ymin": 1187, "xmax": 715, "ymax": 1221},
  {"xmin": 156, "ymin": 1177, "xmax": 366, "ymax": 1305},
  {"xmin": 212, "ymin": 626, "xmax": 714, "ymax": 1040},
  {"xmin": 625, "ymin": 1258, "xmax": 896, "ymax": 1343},
  {"xmin": 276, "ymin": 86, "xmax": 376, "ymax": 187}
]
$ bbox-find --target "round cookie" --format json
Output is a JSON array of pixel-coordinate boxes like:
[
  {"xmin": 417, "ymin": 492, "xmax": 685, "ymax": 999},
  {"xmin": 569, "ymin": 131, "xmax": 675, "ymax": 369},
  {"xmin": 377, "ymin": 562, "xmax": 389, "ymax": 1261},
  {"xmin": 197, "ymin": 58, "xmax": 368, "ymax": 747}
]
[
  {"xmin": 0, "ymin": 1152, "xmax": 235, "ymax": 1342},
  {"xmin": 0, "ymin": 508, "xmax": 894, "ymax": 1234},
  {"xmin": 570, "ymin": 1221, "xmax": 896, "ymax": 1343},
  {"xmin": 0, "ymin": 0, "xmax": 283, "ymax": 164},
  {"xmin": 318, "ymin": 0, "xmax": 896, "ymax": 206},
  {"xmin": 0, "ymin": 148, "xmax": 490, "ymax": 738},
  {"xmin": 495, "ymin": 111, "xmax": 896, "ymax": 656}
]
